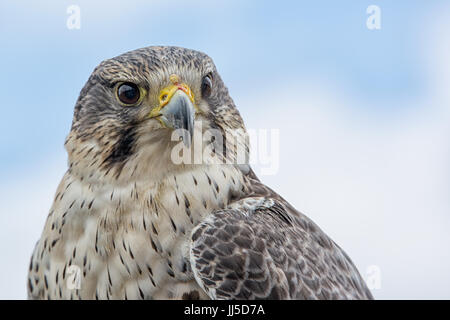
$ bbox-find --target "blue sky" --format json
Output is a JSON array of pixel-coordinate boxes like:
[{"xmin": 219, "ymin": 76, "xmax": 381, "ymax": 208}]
[
  {"xmin": 0, "ymin": 0, "xmax": 438, "ymax": 174},
  {"xmin": 1, "ymin": 1, "xmax": 449, "ymax": 299}
]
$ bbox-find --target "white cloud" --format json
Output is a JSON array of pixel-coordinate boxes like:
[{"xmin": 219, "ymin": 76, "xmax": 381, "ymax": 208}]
[
  {"xmin": 239, "ymin": 78, "xmax": 450, "ymax": 299},
  {"xmin": 0, "ymin": 153, "xmax": 66, "ymax": 299}
]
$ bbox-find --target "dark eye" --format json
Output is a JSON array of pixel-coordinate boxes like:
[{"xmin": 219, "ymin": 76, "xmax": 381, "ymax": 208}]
[
  {"xmin": 117, "ymin": 82, "xmax": 141, "ymax": 105},
  {"xmin": 201, "ymin": 74, "xmax": 213, "ymax": 98}
]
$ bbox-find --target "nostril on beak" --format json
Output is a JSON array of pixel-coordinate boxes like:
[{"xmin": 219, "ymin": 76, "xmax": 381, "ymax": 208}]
[{"xmin": 158, "ymin": 90, "xmax": 195, "ymax": 147}]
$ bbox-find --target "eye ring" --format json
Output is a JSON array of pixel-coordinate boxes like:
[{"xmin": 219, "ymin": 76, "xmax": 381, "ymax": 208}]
[
  {"xmin": 115, "ymin": 82, "xmax": 145, "ymax": 106},
  {"xmin": 201, "ymin": 73, "xmax": 213, "ymax": 98}
]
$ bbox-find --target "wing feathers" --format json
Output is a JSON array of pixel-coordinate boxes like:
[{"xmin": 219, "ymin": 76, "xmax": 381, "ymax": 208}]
[{"xmin": 190, "ymin": 197, "xmax": 373, "ymax": 300}]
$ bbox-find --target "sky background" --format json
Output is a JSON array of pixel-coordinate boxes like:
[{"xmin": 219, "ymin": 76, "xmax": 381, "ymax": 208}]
[{"xmin": 1, "ymin": 0, "xmax": 449, "ymax": 299}]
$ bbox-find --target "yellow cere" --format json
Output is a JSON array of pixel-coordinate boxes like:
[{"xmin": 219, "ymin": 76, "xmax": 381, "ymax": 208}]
[{"xmin": 149, "ymin": 74, "xmax": 196, "ymax": 120}]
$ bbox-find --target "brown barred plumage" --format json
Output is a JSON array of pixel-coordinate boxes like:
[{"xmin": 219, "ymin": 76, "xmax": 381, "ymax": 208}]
[{"xmin": 28, "ymin": 46, "xmax": 372, "ymax": 300}]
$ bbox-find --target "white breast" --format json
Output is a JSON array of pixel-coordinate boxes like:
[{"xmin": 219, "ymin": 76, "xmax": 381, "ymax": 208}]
[{"xmin": 29, "ymin": 164, "xmax": 245, "ymax": 299}]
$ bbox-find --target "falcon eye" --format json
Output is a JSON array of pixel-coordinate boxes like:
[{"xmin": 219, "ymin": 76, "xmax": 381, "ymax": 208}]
[
  {"xmin": 201, "ymin": 74, "xmax": 213, "ymax": 98},
  {"xmin": 116, "ymin": 82, "xmax": 141, "ymax": 106}
]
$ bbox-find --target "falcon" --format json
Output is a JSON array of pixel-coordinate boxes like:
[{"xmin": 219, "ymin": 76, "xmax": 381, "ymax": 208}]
[{"xmin": 27, "ymin": 46, "xmax": 373, "ymax": 300}]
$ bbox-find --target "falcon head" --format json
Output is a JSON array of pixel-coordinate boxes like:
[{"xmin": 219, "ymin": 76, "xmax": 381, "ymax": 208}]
[{"xmin": 66, "ymin": 46, "xmax": 247, "ymax": 183}]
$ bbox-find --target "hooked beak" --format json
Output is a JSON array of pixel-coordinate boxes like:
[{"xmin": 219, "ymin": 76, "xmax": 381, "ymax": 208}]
[{"xmin": 149, "ymin": 75, "xmax": 196, "ymax": 147}]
